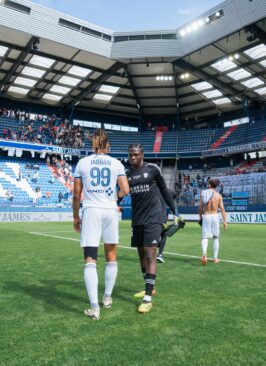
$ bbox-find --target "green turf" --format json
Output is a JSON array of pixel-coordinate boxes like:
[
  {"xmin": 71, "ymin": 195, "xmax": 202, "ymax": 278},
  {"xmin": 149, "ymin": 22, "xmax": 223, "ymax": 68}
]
[{"xmin": 0, "ymin": 221, "xmax": 265, "ymax": 366}]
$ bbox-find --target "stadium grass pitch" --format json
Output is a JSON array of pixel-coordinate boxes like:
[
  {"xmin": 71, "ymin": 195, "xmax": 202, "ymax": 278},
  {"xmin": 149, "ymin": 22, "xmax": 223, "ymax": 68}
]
[{"xmin": 0, "ymin": 221, "xmax": 265, "ymax": 366}]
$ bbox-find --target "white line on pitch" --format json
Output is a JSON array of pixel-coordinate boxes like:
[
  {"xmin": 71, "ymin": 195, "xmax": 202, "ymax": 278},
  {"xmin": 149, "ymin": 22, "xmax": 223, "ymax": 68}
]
[{"xmin": 29, "ymin": 232, "xmax": 266, "ymax": 268}]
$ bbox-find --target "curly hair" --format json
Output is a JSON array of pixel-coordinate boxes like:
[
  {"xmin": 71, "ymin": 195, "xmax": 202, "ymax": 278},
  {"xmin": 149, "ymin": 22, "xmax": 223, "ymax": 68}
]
[{"xmin": 92, "ymin": 129, "xmax": 110, "ymax": 153}]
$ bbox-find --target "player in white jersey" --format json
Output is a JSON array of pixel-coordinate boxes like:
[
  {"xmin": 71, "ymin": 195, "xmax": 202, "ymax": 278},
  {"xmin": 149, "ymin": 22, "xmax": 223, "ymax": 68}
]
[
  {"xmin": 198, "ymin": 179, "xmax": 227, "ymax": 265},
  {"xmin": 73, "ymin": 129, "xmax": 129, "ymax": 320}
]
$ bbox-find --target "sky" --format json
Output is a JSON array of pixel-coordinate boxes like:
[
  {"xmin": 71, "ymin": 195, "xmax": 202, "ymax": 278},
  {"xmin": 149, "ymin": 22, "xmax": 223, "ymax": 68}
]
[{"xmin": 30, "ymin": 0, "xmax": 223, "ymax": 32}]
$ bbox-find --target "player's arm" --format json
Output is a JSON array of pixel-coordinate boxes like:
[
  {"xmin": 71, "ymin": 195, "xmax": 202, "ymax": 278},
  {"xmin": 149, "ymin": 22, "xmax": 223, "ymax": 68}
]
[
  {"xmin": 198, "ymin": 196, "xmax": 203, "ymax": 226},
  {"xmin": 198, "ymin": 196, "xmax": 203, "ymax": 219},
  {"xmin": 218, "ymin": 195, "xmax": 227, "ymax": 230},
  {"xmin": 73, "ymin": 178, "xmax": 83, "ymax": 233},
  {"xmin": 117, "ymin": 175, "xmax": 130, "ymax": 198},
  {"xmin": 155, "ymin": 168, "xmax": 176, "ymax": 217}
]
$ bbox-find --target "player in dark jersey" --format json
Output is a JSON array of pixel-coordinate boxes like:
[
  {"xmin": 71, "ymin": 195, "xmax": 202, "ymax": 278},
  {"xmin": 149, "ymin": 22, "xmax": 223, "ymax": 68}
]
[{"xmin": 127, "ymin": 143, "xmax": 178, "ymax": 313}]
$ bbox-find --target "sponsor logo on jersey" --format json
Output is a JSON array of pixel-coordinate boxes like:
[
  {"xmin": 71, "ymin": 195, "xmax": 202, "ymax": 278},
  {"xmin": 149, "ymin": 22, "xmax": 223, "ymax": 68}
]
[
  {"xmin": 86, "ymin": 188, "xmax": 106, "ymax": 194},
  {"xmin": 133, "ymin": 175, "xmax": 141, "ymax": 179},
  {"xmin": 152, "ymin": 239, "xmax": 157, "ymax": 244},
  {"xmin": 130, "ymin": 184, "xmax": 150, "ymax": 194},
  {"xmin": 105, "ymin": 187, "xmax": 114, "ymax": 196}
]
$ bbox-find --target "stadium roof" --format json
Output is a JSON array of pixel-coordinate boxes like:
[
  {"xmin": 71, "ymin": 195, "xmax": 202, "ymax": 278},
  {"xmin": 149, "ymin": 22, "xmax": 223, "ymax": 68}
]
[{"xmin": 0, "ymin": 0, "xmax": 265, "ymax": 124}]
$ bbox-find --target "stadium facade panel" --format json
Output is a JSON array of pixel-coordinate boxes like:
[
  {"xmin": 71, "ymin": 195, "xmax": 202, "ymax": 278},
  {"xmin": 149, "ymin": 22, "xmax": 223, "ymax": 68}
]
[{"xmin": 0, "ymin": 0, "xmax": 265, "ymax": 60}]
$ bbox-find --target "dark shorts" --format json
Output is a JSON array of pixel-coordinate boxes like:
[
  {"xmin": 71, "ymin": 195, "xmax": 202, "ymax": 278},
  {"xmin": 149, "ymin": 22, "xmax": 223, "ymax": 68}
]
[{"xmin": 131, "ymin": 224, "xmax": 162, "ymax": 247}]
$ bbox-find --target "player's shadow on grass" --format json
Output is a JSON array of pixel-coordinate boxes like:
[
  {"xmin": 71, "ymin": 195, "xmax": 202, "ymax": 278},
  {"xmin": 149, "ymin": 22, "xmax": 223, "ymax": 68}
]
[
  {"xmin": 164, "ymin": 256, "xmax": 199, "ymax": 266},
  {"xmin": 112, "ymin": 286, "xmax": 142, "ymax": 305},
  {"xmin": 5, "ymin": 280, "xmax": 85, "ymax": 314}
]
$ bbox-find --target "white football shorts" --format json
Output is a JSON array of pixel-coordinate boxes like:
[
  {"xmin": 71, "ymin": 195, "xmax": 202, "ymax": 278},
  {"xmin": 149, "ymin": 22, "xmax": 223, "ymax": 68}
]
[
  {"xmin": 202, "ymin": 213, "xmax": 220, "ymax": 239},
  {"xmin": 81, "ymin": 207, "xmax": 119, "ymax": 247}
]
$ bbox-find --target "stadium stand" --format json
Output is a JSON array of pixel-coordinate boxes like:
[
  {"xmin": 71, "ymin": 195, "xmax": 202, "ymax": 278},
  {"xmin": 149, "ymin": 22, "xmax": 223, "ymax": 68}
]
[
  {"xmin": 1, "ymin": 110, "xmax": 265, "ymax": 153},
  {"xmin": 0, "ymin": 110, "xmax": 84, "ymax": 148},
  {"xmin": 176, "ymin": 158, "xmax": 266, "ymax": 206},
  {"xmin": 0, "ymin": 157, "xmax": 72, "ymax": 206}
]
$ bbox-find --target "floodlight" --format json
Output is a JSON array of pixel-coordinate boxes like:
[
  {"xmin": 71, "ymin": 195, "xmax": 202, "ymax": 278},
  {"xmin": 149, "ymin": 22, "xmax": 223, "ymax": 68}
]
[
  {"xmin": 205, "ymin": 17, "xmax": 210, "ymax": 23},
  {"xmin": 198, "ymin": 19, "xmax": 204, "ymax": 27},
  {"xmin": 191, "ymin": 22, "xmax": 199, "ymax": 31},
  {"xmin": 215, "ymin": 11, "xmax": 221, "ymax": 17},
  {"xmin": 180, "ymin": 29, "xmax": 186, "ymax": 37}
]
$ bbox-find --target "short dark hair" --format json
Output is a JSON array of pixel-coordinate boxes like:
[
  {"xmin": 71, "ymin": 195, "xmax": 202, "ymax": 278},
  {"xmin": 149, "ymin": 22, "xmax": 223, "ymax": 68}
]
[
  {"xmin": 128, "ymin": 143, "xmax": 144, "ymax": 153},
  {"xmin": 208, "ymin": 179, "xmax": 219, "ymax": 188}
]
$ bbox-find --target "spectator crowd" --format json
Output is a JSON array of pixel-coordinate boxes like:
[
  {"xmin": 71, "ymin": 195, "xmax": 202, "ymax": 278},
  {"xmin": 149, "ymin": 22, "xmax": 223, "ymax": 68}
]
[{"xmin": 0, "ymin": 108, "xmax": 85, "ymax": 148}]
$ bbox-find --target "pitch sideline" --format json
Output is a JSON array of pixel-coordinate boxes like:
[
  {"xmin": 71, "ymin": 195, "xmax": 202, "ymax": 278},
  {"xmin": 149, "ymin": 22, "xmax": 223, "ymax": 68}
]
[{"xmin": 29, "ymin": 231, "xmax": 266, "ymax": 268}]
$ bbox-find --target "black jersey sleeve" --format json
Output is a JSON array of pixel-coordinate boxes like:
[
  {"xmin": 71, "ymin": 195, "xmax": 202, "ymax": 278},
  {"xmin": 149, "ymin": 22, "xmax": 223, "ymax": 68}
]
[{"xmin": 153, "ymin": 166, "xmax": 176, "ymax": 215}]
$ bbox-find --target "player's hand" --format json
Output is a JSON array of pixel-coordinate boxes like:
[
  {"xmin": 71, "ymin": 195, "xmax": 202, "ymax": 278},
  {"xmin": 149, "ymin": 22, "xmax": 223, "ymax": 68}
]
[
  {"xmin": 223, "ymin": 222, "xmax": 228, "ymax": 231},
  {"xmin": 178, "ymin": 216, "xmax": 186, "ymax": 228},
  {"xmin": 73, "ymin": 217, "xmax": 81, "ymax": 233}
]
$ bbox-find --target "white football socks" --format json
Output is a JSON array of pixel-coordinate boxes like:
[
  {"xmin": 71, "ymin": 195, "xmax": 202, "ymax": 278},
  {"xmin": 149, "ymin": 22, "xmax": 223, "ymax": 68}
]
[
  {"xmin": 84, "ymin": 262, "xmax": 99, "ymax": 308},
  {"xmin": 213, "ymin": 238, "xmax": 219, "ymax": 259},
  {"xmin": 104, "ymin": 262, "xmax": 118, "ymax": 297},
  {"xmin": 143, "ymin": 295, "xmax": 152, "ymax": 302},
  {"xmin": 201, "ymin": 238, "xmax": 208, "ymax": 256}
]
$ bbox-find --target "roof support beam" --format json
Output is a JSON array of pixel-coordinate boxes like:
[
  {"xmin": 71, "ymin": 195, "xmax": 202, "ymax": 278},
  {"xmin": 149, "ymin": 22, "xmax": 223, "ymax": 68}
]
[
  {"xmin": 173, "ymin": 59, "xmax": 241, "ymax": 100},
  {"xmin": 124, "ymin": 65, "xmax": 143, "ymax": 118},
  {"xmin": 0, "ymin": 37, "xmax": 38, "ymax": 93},
  {"xmin": 67, "ymin": 61, "xmax": 125, "ymax": 109},
  {"xmin": 172, "ymin": 64, "xmax": 181, "ymax": 128},
  {"xmin": 0, "ymin": 39, "xmax": 123, "ymax": 77}
]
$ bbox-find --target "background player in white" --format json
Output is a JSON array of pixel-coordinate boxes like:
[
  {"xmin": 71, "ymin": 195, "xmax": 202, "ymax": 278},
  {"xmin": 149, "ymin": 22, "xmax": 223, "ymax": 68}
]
[
  {"xmin": 73, "ymin": 129, "xmax": 129, "ymax": 320},
  {"xmin": 198, "ymin": 179, "xmax": 227, "ymax": 265}
]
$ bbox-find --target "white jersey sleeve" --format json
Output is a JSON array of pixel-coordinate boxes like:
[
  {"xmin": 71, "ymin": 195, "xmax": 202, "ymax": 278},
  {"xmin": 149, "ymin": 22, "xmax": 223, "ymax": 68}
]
[{"xmin": 74, "ymin": 154, "xmax": 126, "ymax": 209}]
